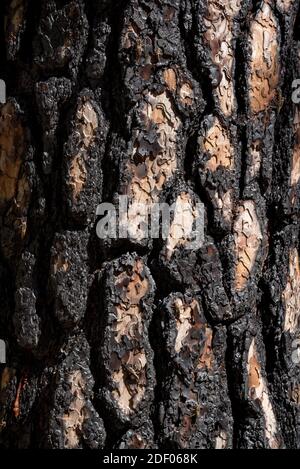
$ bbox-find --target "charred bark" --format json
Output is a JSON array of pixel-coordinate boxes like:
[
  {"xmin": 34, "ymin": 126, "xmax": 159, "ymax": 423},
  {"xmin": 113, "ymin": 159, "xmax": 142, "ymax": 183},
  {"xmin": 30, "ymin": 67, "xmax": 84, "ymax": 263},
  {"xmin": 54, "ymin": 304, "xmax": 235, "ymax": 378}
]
[{"xmin": 0, "ymin": 0, "xmax": 300, "ymax": 449}]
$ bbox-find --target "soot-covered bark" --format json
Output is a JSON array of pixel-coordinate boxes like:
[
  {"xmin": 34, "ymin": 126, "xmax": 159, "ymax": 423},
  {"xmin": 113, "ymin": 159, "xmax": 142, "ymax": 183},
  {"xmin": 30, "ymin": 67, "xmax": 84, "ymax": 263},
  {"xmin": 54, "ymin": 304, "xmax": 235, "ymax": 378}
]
[{"xmin": 0, "ymin": 0, "xmax": 300, "ymax": 449}]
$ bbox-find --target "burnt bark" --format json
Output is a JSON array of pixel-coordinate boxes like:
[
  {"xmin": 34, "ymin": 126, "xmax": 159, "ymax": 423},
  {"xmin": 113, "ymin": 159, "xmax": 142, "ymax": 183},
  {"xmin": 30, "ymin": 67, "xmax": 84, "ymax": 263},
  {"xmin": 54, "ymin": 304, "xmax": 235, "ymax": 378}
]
[{"xmin": 0, "ymin": 0, "xmax": 300, "ymax": 449}]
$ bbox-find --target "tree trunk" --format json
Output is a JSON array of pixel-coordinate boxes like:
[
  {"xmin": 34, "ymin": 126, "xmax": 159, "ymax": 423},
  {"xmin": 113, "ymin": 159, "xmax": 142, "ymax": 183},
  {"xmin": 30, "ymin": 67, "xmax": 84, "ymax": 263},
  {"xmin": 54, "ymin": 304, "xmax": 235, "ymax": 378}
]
[{"xmin": 0, "ymin": 0, "xmax": 300, "ymax": 450}]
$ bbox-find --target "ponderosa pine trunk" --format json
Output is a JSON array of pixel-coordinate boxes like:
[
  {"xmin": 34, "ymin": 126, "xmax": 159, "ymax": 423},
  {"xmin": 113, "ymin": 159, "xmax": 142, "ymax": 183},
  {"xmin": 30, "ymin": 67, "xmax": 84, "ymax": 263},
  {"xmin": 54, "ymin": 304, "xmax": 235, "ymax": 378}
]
[{"xmin": 0, "ymin": 0, "xmax": 300, "ymax": 450}]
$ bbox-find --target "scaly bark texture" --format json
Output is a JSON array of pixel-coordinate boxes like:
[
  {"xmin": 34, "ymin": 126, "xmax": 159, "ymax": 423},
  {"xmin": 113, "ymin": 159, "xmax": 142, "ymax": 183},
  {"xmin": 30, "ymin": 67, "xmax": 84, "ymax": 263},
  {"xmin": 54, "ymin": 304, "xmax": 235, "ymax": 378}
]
[{"xmin": 0, "ymin": 0, "xmax": 300, "ymax": 449}]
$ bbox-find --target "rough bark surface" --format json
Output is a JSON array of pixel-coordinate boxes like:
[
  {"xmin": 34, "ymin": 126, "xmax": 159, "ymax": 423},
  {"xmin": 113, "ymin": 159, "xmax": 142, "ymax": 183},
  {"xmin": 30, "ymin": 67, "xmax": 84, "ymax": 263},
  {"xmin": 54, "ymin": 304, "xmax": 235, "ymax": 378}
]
[{"xmin": 0, "ymin": 0, "xmax": 300, "ymax": 449}]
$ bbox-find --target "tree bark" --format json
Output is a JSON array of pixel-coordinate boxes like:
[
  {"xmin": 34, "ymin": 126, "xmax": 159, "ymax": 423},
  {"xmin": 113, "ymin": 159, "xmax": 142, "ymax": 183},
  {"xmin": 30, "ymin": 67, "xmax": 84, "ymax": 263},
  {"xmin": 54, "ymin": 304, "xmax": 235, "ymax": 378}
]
[{"xmin": 0, "ymin": 0, "xmax": 300, "ymax": 449}]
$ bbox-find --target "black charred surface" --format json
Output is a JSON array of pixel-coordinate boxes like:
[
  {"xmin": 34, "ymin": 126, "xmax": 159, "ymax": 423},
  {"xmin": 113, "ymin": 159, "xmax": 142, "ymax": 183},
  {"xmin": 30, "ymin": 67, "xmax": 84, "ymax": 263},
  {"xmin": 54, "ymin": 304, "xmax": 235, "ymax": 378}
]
[
  {"xmin": 0, "ymin": 0, "xmax": 300, "ymax": 450},
  {"xmin": 97, "ymin": 254, "xmax": 156, "ymax": 441},
  {"xmin": 158, "ymin": 292, "xmax": 232, "ymax": 449}
]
